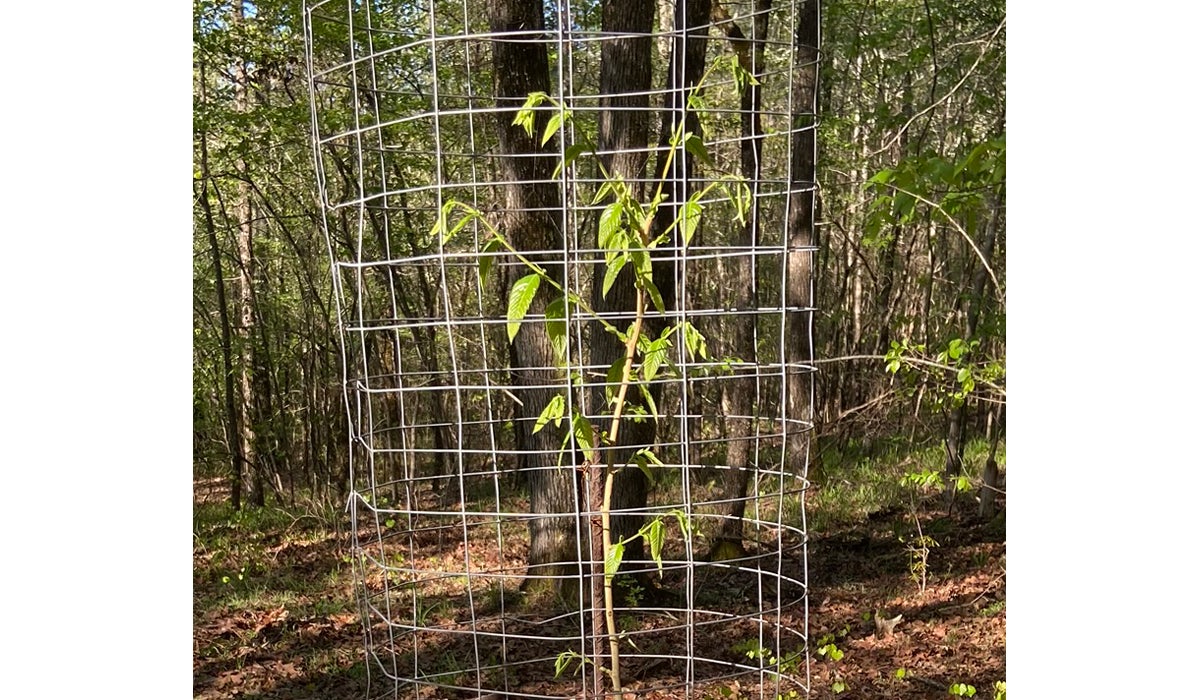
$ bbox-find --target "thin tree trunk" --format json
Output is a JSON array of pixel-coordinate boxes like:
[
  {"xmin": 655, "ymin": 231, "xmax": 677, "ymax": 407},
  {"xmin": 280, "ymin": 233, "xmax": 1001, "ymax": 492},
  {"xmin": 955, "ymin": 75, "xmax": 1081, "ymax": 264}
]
[
  {"xmin": 233, "ymin": 0, "xmax": 264, "ymax": 508},
  {"xmin": 198, "ymin": 103, "xmax": 245, "ymax": 512},
  {"xmin": 784, "ymin": 0, "xmax": 819, "ymax": 496},
  {"xmin": 943, "ymin": 192, "xmax": 1001, "ymax": 510},
  {"xmin": 711, "ymin": 0, "xmax": 770, "ymax": 558}
]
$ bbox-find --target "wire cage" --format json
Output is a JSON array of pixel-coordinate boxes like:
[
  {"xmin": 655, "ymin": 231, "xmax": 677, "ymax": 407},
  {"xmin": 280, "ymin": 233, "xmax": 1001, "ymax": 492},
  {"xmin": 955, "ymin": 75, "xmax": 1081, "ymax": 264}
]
[{"xmin": 304, "ymin": 1, "xmax": 819, "ymax": 697}]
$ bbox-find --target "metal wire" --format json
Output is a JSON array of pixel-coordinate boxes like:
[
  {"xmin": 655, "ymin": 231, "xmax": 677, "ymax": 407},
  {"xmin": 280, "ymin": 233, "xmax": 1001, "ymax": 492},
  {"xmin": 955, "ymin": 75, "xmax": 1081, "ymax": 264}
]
[{"xmin": 305, "ymin": 1, "xmax": 818, "ymax": 697}]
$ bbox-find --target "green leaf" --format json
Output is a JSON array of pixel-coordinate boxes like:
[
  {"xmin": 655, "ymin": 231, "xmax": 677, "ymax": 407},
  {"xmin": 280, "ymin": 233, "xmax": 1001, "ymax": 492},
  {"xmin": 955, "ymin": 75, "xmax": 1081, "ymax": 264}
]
[
  {"xmin": 592, "ymin": 178, "xmax": 615, "ymax": 205},
  {"xmin": 832, "ymin": 680, "xmax": 846, "ymax": 693},
  {"xmin": 679, "ymin": 198, "xmax": 703, "ymax": 247},
  {"xmin": 545, "ymin": 296, "xmax": 568, "ymax": 362},
  {"xmin": 512, "ymin": 91, "xmax": 548, "ymax": 138},
  {"xmin": 682, "ymin": 322, "xmax": 709, "ymax": 360},
  {"xmin": 554, "ymin": 650, "xmax": 581, "ymax": 678},
  {"xmin": 447, "ymin": 205, "xmax": 475, "ymax": 241},
  {"xmin": 682, "ymin": 131, "xmax": 712, "ymax": 167},
  {"xmin": 866, "ymin": 168, "xmax": 895, "ymax": 186},
  {"xmin": 644, "ymin": 517, "xmax": 665, "ymax": 575},
  {"xmin": 632, "ymin": 451, "xmax": 655, "ymax": 482},
  {"xmin": 478, "ymin": 236, "xmax": 504, "ymax": 286},
  {"xmin": 642, "ymin": 337, "xmax": 670, "ymax": 382},
  {"xmin": 638, "ymin": 382, "xmax": 659, "ymax": 420},
  {"xmin": 605, "ymin": 357, "xmax": 626, "ymax": 407},
  {"xmin": 506, "ymin": 273, "xmax": 541, "ymax": 342},
  {"xmin": 429, "ymin": 201, "xmax": 450, "ymax": 242},
  {"xmin": 541, "ymin": 109, "xmax": 568, "ymax": 146},
  {"xmin": 670, "ymin": 508, "xmax": 691, "ymax": 538},
  {"xmin": 599, "ymin": 201, "xmax": 623, "ymax": 250},
  {"xmin": 894, "ymin": 668, "xmax": 906, "ymax": 679},
  {"xmin": 605, "ymin": 540, "xmax": 625, "ymax": 579},
  {"xmin": 948, "ymin": 338, "xmax": 966, "ymax": 360},
  {"xmin": 602, "ymin": 254, "xmax": 628, "ymax": 299},
  {"xmin": 533, "ymin": 394, "xmax": 565, "ymax": 434},
  {"xmin": 553, "ymin": 143, "xmax": 589, "ymax": 179},
  {"xmin": 572, "ymin": 413, "xmax": 595, "ymax": 454},
  {"xmin": 644, "ymin": 277, "xmax": 665, "ymax": 314}
]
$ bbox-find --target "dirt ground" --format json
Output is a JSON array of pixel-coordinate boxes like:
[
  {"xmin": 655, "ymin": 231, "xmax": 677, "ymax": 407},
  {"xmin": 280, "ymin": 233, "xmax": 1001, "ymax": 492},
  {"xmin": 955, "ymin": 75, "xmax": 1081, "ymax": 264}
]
[{"xmin": 194, "ymin": 484, "xmax": 1004, "ymax": 699}]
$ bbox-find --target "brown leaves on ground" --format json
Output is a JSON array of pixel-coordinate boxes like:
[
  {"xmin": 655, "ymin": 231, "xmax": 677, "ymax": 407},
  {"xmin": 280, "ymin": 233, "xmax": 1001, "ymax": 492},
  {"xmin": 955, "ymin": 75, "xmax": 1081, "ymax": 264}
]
[{"xmin": 194, "ymin": 484, "xmax": 1004, "ymax": 700}]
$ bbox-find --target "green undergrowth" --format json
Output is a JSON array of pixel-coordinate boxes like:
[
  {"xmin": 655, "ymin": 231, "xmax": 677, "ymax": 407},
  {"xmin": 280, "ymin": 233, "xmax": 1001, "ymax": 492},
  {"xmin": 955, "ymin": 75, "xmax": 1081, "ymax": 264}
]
[
  {"xmin": 193, "ymin": 499, "xmax": 355, "ymax": 616},
  {"xmin": 807, "ymin": 437, "xmax": 1005, "ymax": 532}
]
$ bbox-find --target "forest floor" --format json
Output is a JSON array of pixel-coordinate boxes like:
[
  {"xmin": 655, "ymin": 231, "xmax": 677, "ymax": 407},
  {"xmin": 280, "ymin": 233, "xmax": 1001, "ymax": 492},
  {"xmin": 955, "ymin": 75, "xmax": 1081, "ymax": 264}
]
[{"xmin": 193, "ymin": 479, "xmax": 1005, "ymax": 699}]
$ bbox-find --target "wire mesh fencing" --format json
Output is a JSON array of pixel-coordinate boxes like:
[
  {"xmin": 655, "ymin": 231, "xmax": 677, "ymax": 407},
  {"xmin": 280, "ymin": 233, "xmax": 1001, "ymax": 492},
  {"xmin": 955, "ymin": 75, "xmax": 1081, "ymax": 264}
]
[{"xmin": 304, "ymin": 1, "xmax": 819, "ymax": 697}]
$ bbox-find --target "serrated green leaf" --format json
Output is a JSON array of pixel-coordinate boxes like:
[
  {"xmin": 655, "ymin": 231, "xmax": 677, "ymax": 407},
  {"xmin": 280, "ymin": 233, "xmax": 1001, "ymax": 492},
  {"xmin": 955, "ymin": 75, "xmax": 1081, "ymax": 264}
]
[
  {"xmin": 645, "ymin": 517, "xmax": 665, "ymax": 574},
  {"xmin": 572, "ymin": 413, "xmax": 595, "ymax": 453},
  {"xmin": 545, "ymin": 296, "xmax": 568, "ymax": 362},
  {"xmin": 605, "ymin": 540, "xmax": 625, "ymax": 579},
  {"xmin": 542, "ymin": 109, "xmax": 567, "ymax": 147},
  {"xmin": 513, "ymin": 91, "xmax": 548, "ymax": 138},
  {"xmin": 642, "ymin": 338, "xmax": 669, "ymax": 382},
  {"xmin": 506, "ymin": 273, "xmax": 541, "ymax": 342},
  {"xmin": 533, "ymin": 394, "xmax": 565, "ymax": 434},
  {"xmin": 602, "ymin": 254, "xmax": 628, "ymax": 299},
  {"xmin": 599, "ymin": 201, "xmax": 623, "ymax": 251},
  {"xmin": 679, "ymin": 198, "xmax": 703, "ymax": 247}
]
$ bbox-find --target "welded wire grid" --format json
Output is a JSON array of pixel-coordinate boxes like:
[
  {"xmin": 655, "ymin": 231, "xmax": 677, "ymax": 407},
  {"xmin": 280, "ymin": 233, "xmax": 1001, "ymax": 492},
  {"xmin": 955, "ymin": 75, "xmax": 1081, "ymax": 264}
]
[{"xmin": 304, "ymin": 1, "xmax": 818, "ymax": 698}]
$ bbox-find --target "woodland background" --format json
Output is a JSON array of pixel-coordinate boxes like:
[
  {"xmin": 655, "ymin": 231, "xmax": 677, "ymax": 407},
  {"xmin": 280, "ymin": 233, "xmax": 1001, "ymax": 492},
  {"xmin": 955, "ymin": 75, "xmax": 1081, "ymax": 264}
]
[
  {"xmin": 192, "ymin": 0, "xmax": 1006, "ymax": 697},
  {"xmin": 193, "ymin": 0, "xmax": 1005, "ymax": 517}
]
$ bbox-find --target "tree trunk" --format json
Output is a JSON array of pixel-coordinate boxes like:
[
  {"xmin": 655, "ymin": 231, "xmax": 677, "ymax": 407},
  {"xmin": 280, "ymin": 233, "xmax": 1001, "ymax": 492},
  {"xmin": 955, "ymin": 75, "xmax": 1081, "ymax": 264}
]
[
  {"xmin": 978, "ymin": 403, "xmax": 1003, "ymax": 520},
  {"xmin": 233, "ymin": 0, "xmax": 264, "ymax": 508},
  {"xmin": 488, "ymin": 0, "xmax": 580, "ymax": 603},
  {"xmin": 783, "ymin": 0, "xmax": 819, "ymax": 494},
  {"xmin": 588, "ymin": 0, "xmax": 657, "ymax": 576},
  {"xmin": 197, "ymin": 102, "xmax": 245, "ymax": 512},
  {"xmin": 943, "ymin": 191, "xmax": 1001, "ymax": 510},
  {"xmin": 711, "ymin": 0, "xmax": 770, "ymax": 559}
]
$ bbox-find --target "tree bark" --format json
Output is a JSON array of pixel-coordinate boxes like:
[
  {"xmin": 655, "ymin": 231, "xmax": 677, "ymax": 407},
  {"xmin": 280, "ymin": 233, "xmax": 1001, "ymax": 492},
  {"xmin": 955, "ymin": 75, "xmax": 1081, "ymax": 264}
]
[
  {"xmin": 488, "ymin": 0, "xmax": 580, "ymax": 602},
  {"xmin": 943, "ymin": 190, "xmax": 1001, "ymax": 510},
  {"xmin": 783, "ymin": 0, "xmax": 819, "ymax": 494},
  {"xmin": 234, "ymin": 0, "xmax": 264, "ymax": 508},
  {"xmin": 197, "ymin": 100, "xmax": 245, "ymax": 512},
  {"xmin": 711, "ymin": 0, "xmax": 770, "ymax": 559},
  {"xmin": 589, "ymin": 0, "xmax": 657, "ymax": 576}
]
